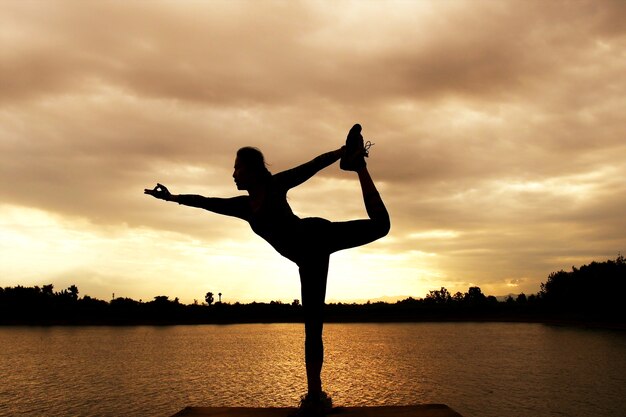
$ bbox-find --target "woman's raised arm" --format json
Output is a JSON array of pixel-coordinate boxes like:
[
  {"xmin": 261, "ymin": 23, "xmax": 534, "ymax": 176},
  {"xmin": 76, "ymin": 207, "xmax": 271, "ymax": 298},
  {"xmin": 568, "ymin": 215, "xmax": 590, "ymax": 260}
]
[{"xmin": 273, "ymin": 147, "xmax": 344, "ymax": 190}]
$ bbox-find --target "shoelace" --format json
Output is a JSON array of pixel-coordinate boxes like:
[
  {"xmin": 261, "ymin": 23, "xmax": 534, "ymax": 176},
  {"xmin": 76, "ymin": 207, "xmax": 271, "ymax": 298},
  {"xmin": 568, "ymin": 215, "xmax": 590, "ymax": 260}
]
[{"xmin": 364, "ymin": 140, "xmax": 374, "ymax": 157}]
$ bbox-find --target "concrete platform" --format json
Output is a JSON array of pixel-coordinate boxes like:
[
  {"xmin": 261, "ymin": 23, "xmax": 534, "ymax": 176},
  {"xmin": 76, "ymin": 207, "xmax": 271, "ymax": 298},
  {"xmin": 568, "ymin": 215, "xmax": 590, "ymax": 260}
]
[{"xmin": 172, "ymin": 405, "xmax": 463, "ymax": 417}]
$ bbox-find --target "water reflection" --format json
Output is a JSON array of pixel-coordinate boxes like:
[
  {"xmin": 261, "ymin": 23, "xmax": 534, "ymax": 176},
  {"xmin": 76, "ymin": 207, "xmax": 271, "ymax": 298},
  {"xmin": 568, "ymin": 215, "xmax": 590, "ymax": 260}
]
[{"xmin": 0, "ymin": 323, "xmax": 625, "ymax": 417}]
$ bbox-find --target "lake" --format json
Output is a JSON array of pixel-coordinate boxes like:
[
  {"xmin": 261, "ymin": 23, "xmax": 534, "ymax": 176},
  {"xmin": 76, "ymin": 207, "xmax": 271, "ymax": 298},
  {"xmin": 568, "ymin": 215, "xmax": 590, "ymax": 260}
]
[{"xmin": 0, "ymin": 322, "xmax": 625, "ymax": 417}]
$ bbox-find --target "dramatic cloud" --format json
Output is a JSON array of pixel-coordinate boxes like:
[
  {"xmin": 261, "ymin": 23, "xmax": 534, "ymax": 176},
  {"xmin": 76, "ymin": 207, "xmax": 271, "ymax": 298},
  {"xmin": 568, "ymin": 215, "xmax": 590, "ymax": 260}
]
[{"xmin": 1, "ymin": 0, "xmax": 625, "ymax": 303}]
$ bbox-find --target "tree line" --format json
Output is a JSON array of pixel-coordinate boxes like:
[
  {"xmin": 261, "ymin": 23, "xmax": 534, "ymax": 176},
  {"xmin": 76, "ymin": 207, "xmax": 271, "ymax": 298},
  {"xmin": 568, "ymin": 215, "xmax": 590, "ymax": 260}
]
[{"xmin": 1, "ymin": 255, "xmax": 623, "ymax": 326}]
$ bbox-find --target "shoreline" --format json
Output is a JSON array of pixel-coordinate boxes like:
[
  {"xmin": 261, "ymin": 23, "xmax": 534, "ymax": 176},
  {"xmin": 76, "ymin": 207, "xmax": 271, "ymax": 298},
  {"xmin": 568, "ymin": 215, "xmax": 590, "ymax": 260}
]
[{"xmin": 2, "ymin": 316, "xmax": 624, "ymax": 331}]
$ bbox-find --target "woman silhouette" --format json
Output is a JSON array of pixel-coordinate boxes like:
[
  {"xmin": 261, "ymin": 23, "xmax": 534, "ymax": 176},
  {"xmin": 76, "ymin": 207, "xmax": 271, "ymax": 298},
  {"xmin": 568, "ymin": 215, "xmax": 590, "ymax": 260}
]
[{"xmin": 145, "ymin": 124, "xmax": 390, "ymax": 414}]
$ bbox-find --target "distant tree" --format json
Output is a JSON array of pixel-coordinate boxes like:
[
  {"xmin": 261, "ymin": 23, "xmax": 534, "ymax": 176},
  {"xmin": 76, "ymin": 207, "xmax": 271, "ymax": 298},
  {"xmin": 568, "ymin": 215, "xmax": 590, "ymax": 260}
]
[
  {"xmin": 465, "ymin": 287, "xmax": 486, "ymax": 305},
  {"xmin": 486, "ymin": 295, "xmax": 498, "ymax": 305},
  {"xmin": 111, "ymin": 297, "xmax": 140, "ymax": 306},
  {"xmin": 539, "ymin": 254, "xmax": 625, "ymax": 317},
  {"xmin": 426, "ymin": 287, "xmax": 452, "ymax": 304},
  {"xmin": 153, "ymin": 295, "xmax": 169, "ymax": 304},
  {"xmin": 397, "ymin": 297, "xmax": 418, "ymax": 305},
  {"xmin": 205, "ymin": 292, "xmax": 214, "ymax": 306},
  {"xmin": 452, "ymin": 292, "xmax": 464, "ymax": 303},
  {"xmin": 516, "ymin": 293, "xmax": 527, "ymax": 304},
  {"xmin": 42, "ymin": 284, "xmax": 54, "ymax": 297},
  {"xmin": 68, "ymin": 285, "xmax": 79, "ymax": 301},
  {"xmin": 292, "ymin": 299, "xmax": 300, "ymax": 307}
]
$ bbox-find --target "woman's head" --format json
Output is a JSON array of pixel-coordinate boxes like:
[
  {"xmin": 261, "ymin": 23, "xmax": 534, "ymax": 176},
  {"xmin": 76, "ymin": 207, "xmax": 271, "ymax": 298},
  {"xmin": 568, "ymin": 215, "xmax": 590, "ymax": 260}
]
[{"xmin": 233, "ymin": 146, "xmax": 272, "ymax": 190}]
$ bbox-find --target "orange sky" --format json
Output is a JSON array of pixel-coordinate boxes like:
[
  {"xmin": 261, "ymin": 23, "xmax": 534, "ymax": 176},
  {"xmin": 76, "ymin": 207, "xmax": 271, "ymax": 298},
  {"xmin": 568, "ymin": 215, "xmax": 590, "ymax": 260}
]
[{"xmin": 1, "ymin": 0, "xmax": 625, "ymax": 304}]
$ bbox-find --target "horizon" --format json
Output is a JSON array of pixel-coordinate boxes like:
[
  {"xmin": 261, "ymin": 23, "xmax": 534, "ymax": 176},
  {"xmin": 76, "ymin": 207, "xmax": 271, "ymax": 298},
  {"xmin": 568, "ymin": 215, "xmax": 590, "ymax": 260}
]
[
  {"xmin": 2, "ymin": 0, "xmax": 625, "ymax": 305},
  {"xmin": 0, "ymin": 262, "xmax": 583, "ymax": 305}
]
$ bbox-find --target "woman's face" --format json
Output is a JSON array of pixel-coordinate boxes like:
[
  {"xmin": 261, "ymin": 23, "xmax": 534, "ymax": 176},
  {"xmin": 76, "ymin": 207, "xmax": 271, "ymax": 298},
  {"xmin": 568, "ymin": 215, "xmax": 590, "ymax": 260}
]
[{"xmin": 233, "ymin": 157, "xmax": 252, "ymax": 190}]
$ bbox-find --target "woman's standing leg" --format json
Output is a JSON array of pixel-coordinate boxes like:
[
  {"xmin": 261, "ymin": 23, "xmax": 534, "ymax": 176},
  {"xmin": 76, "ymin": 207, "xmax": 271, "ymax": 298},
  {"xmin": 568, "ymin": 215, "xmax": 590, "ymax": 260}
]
[
  {"xmin": 294, "ymin": 167, "xmax": 390, "ymax": 395},
  {"xmin": 298, "ymin": 256, "xmax": 329, "ymax": 399}
]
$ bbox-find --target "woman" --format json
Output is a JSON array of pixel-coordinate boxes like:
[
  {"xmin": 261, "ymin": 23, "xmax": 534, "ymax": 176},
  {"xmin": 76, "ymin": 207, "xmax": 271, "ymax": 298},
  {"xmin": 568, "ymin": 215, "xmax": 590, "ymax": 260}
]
[{"xmin": 145, "ymin": 124, "xmax": 390, "ymax": 414}]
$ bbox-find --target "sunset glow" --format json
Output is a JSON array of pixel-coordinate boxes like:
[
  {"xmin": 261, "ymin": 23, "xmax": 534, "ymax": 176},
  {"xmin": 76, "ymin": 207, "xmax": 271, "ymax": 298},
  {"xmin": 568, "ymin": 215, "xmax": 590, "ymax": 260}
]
[{"xmin": 1, "ymin": 0, "xmax": 625, "ymax": 304}]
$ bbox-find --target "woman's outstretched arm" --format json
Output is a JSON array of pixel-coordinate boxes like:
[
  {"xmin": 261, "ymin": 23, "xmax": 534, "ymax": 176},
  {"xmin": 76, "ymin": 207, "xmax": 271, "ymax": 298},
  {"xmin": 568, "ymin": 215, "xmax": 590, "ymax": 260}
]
[
  {"xmin": 274, "ymin": 147, "xmax": 344, "ymax": 190},
  {"xmin": 144, "ymin": 183, "xmax": 250, "ymax": 220}
]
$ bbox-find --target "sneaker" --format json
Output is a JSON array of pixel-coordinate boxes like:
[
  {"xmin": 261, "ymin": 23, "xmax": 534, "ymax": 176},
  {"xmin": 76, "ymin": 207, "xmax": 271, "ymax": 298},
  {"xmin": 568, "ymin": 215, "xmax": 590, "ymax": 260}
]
[{"xmin": 340, "ymin": 123, "xmax": 373, "ymax": 171}]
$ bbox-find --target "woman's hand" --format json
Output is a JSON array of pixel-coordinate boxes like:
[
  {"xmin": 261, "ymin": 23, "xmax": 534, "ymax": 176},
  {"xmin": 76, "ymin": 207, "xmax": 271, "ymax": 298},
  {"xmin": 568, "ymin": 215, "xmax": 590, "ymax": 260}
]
[{"xmin": 144, "ymin": 183, "xmax": 172, "ymax": 201}]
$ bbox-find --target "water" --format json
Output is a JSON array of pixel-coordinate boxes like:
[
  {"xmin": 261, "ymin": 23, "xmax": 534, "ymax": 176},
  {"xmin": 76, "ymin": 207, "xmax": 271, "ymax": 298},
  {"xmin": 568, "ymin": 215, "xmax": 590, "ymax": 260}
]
[{"xmin": 0, "ymin": 322, "xmax": 625, "ymax": 417}]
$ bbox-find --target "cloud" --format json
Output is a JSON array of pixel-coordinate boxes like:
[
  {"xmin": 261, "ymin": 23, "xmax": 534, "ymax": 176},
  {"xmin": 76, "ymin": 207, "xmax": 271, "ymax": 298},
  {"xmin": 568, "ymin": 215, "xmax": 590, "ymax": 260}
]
[{"xmin": 1, "ymin": 0, "xmax": 625, "ymax": 301}]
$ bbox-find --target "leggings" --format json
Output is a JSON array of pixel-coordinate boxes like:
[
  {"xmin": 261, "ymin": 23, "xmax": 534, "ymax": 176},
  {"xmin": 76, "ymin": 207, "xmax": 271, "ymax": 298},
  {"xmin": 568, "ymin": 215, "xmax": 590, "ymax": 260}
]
[{"xmin": 292, "ymin": 194, "xmax": 390, "ymax": 394}]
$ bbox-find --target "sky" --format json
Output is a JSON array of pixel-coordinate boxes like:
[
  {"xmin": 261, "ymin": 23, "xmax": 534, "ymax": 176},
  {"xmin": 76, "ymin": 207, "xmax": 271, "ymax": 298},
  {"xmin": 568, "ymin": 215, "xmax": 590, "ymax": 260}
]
[{"xmin": 1, "ymin": 0, "xmax": 625, "ymax": 304}]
